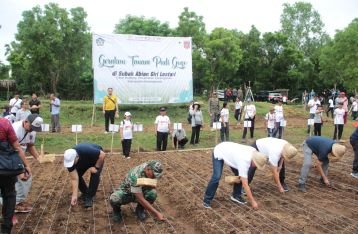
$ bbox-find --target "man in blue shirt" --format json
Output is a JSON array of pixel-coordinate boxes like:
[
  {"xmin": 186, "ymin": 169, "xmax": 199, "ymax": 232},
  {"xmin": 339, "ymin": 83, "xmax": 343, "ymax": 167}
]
[
  {"xmin": 298, "ymin": 136, "xmax": 346, "ymax": 192},
  {"xmin": 50, "ymin": 93, "xmax": 61, "ymax": 132},
  {"xmin": 63, "ymin": 143, "xmax": 106, "ymax": 207},
  {"xmin": 350, "ymin": 122, "xmax": 358, "ymax": 178}
]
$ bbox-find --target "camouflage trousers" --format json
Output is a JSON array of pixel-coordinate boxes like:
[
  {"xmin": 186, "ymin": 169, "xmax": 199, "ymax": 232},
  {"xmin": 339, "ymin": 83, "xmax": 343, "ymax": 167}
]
[{"xmin": 109, "ymin": 187, "xmax": 157, "ymax": 208}]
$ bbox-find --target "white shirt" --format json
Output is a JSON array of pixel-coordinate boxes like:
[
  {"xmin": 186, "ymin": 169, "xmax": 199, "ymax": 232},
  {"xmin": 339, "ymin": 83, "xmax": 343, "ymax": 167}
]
[
  {"xmin": 12, "ymin": 120, "xmax": 36, "ymax": 151},
  {"xmin": 214, "ymin": 142, "xmax": 255, "ymax": 178},
  {"xmin": 220, "ymin": 108, "xmax": 229, "ymax": 123},
  {"xmin": 328, "ymin": 99, "xmax": 334, "ymax": 108},
  {"xmin": 51, "ymin": 98, "xmax": 61, "ymax": 115},
  {"xmin": 244, "ymin": 104, "xmax": 256, "ymax": 119},
  {"xmin": 334, "ymin": 108, "xmax": 345, "ymax": 124},
  {"xmin": 235, "ymin": 101, "xmax": 242, "ymax": 110},
  {"xmin": 256, "ymin": 138, "xmax": 287, "ymax": 167},
  {"xmin": 308, "ymin": 99, "xmax": 321, "ymax": 114},
  {"xmin": 265, "ymin": 112, "xmax": 276, "ymax": 129},
  {"xmin": 120, "ymin": 120, "xmax": 133, "ymax": 139},
  {"xmin": 274, "ymin": 105, "xmax": 284, "ymax": 122},
  {"xmin": 9, "ymin": 98, "xmax": 22, "ymax": 114},
  {"xmin": 155, "ymin": 115, "xmax": 170, "ymax": 132},
  {"xmin": 352, "ymin": 101, "xmax": 358, "ymax": 111}
]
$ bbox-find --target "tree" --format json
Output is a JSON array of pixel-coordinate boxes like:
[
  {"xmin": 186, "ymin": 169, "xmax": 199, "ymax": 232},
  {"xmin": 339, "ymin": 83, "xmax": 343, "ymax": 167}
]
[
  {"xmin": 7, "ymin": 3, "xmax": 92, "ymax": 98},
  {"xmin": 0, "ymin": 61, "xmax": 10, "ymax": 80},
  {"xmin": 114, "ymin": 15, "xmax": 173, "ymax": 36},
  {"xmin": 320, "ymin": 19, "xmax": 358, "ymax": 91}
]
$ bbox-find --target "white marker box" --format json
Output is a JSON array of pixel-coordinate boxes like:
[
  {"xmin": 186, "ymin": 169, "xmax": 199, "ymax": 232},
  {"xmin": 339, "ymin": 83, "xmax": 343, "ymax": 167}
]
[
  {"xmin": 268, "ymin": 122, "xmax": 275, "ymax": 129},
  {"xmin": 280, "ymin": 120, "xmax": 287, "ymax": 127},
  {"xmin": 307, "ymin": 119, "xmax": 314, "ymax": 126},
  {"xmin": 133, "ymin": 124, "xmax": 143, "ymax": 132},
  {"xmin": 41, "ymin": 124, "xmax": 50, "ymax": 132},
  {"xmin": 173, "ymin": 123, "xmax": 182, "ymax": 130},
  {"xmin": 71, "ymin": 125, "xmax": 83, "ymax": 133},
  {"xmin": 109, "ymin": 124, "xmax": 119, "ymax": 132},
  {"xmin": 213, "ymin": 122, "xmax": 221, "ymax": 129},
  {"xmin": 244, "ymin": 121, "xmax": 251, "ymax": 128}
]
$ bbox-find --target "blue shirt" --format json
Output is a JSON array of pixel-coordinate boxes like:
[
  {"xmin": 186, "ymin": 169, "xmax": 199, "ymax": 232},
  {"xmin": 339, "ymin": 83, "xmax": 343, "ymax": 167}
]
[
  {"xmin": 68, "ymin": 143, "xmax": 103, "ymax": 172},
  {"xmin": 351, "ymin": 128, "xmax": 358, "ymax": 141},
  {"xmin": 306, "ymin": 136, "xmax": 335, "ymax": 162},
  {"xmin": 51, "ymin": 98, "xmax": 60, "ymax": 115}
]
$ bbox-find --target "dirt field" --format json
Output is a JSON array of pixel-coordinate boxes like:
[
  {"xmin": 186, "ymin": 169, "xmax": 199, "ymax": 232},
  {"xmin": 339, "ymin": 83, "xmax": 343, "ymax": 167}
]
[{"xmin": 13, "ymin": 143, "xmax": 358, "ymax": 234}]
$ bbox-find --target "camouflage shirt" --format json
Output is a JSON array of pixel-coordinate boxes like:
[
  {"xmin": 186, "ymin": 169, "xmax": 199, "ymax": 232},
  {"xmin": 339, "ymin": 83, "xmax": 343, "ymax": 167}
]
[{"xmin": 119, "ymin": 162, "xmax": 149, "ymax": 194}]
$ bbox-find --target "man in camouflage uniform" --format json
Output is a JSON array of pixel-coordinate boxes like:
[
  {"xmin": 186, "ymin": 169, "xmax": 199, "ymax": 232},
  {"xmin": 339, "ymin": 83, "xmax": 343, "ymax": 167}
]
[
  {"xmin": 208, "ymin": 92, "xmax": 220, "ymax": 129},
  {"xmin": 110, "ymin": 160, "xmax": 165, "ymax": 223}
]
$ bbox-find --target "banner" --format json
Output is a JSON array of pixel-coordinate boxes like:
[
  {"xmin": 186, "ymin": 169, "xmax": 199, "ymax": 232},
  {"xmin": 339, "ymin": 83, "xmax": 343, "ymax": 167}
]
[{"xmin": 92, "ymin": 34, "xmax": 193, "ymax": 104}]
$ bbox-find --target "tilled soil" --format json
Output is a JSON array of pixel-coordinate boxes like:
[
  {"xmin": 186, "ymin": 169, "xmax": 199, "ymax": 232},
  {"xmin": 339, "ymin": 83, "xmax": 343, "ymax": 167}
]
[{"xmin": 14, "ymin": 144, "xmax": 358, "ymax": 233}]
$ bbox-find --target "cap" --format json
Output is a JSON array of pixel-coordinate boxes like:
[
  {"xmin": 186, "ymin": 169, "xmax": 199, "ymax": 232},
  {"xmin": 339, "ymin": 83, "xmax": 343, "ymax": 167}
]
[
  {"xmin": 63, "ymin": 149, "xmax": 77, "ymax": 168},
  {"xmin": 282, "ymin": 143, "xmax": 298, "ymax": 161},
  {"xmin": 147, "ymin": 160, "xmax": 163, "ymax": 178},
  {"xmin": 252, "ymin": 151, "xmax": 268, "ymax": 170},
  {"xmin": 159, "ymin": 107, "xmax": 166, "ymax": 112},
  {"xmin": 124, "ymin": 112, "xmax": 131, "ymax": 117},
  {"xmin": 329, "ymin": 143, "xmax": 346, "ymax": 162},
  {"xmin": 26, "ymin": 114, "xmax": 43, "ymax": 132}
]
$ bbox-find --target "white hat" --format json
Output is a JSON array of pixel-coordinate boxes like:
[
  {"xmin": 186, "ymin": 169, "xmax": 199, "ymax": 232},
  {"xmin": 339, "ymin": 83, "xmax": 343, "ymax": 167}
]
[
  {"xmin": 252, "ymin": 151, "xmax": 268, "ymax": 170},
  {"xmin": 124, "ymin": 112, "xmax": 131, "ymax": 117},
  {"xmin": 282, "ymin": 143, "xmax": 298, "ymax": 161},
  {"xmin": 63, "ymin": 149, "xmax": 77, "ymax": 168},
  {"xmin": 329, "ymin": 143, "xmax": 346, "ymax": 162}
]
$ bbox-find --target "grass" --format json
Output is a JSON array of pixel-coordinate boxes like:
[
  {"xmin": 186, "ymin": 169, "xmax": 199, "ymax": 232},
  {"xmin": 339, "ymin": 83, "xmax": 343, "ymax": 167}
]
[{"xmin": 1, "ymin": 98, "xmax": 355, "ymax": 154}]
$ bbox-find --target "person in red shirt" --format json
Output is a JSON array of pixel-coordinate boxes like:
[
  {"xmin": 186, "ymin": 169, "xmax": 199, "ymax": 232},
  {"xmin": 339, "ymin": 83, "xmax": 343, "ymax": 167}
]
[{"xmin": 0, "ymin": 118, "xmax": 31, "ymax": 234}]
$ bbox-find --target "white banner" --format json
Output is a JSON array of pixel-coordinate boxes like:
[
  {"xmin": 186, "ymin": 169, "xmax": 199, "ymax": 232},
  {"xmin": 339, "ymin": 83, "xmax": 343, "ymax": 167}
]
[{"xmin": 92, "ymin": 34, "xmax": 193, "ymax": 104}]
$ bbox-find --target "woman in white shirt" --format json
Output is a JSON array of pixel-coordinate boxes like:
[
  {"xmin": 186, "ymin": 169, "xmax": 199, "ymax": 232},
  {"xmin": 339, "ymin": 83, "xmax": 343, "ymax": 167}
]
[
  {"xmin": 273, "ymin": 101, "xmax": 284, "ymax": 139},
  {"xmin": 189, "ymin": 102, "xmax": 204, "ymax": 145},
  {"xmin": 154, "ymin": 107, "xmax": 171, "ymax": 151},
  {"xmin": 241, "ymin": 99, "xmax": 256, "ymax": 143},
  {"xmin": 265, "ymin": 108, "xmax": 276, "ymax": 137},
  {"xmin": 120, "ymin": 112, "xmax": 133, "ymax": 158},
  {"xmin": 333, "ymin": 102, "xmax": 345, "ymax": 141},
  {"xmin": 234, "ymin": 97, "xmax": 242, "ymax": 123},
  {"xmin": 220, "ymin": 102, "xmax": 230, "ymax": 142}
]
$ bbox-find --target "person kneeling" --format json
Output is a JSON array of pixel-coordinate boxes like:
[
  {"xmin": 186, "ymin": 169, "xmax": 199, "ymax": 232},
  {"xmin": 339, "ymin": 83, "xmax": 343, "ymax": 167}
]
[{"xmin": 110, "ymin": 160, "xmax": 165, "ymax": 223}]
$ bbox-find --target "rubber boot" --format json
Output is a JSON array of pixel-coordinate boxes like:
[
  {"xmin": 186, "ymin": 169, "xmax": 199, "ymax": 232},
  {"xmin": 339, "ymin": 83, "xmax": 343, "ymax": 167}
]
[{"xmin": 135, "ymin": 203, "xmax": 146, "ymax": 221}]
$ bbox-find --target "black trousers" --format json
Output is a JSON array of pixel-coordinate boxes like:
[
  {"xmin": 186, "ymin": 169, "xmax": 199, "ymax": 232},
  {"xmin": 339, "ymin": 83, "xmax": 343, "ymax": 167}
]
[
  {"xmin": 76, "ymin": 165, "xmax": 103, "ymax": 198},
  {"xmin": 104, "ymin": 110, "xmax": 115, "ymax": 132},
  {"xmin": 326, "ymin": 107, "xmax": 334, "ymax": 118},
  {"xmin": 273, "ymin": 122, "xmax": 283, "ymax": 139},
  {"xmin": 333, "ymin": 124, "xmax": 344, "ymax": 140},
  {"xmin": 0, "ymin": 176, "xmax": 17, "ymax": 234},
  {"xmin": 234, "ymin": 109, "xmax": 241, "ymax": 121},
  {"xmin": 350, "ymin": 138, "xmax": 358, "ymax": 173},
  {"xmin": 156, "ymin": 131, "xmax": 168, "ymax": 151},
  {"xmin": 121, "ymin": 139, "xmax": 132, "ymax": 157},
  {"xmin": 220, "ymin": 122, "xmax": 229, "ymax": 142},
  {"xmin": 174, "ymin": 136, "xmax": 188, "ymax": 149},
  {"xmin": 242, "ymin": 117, "xmax": 255, "ymax": 139},
  {"xmin": 314, "ymin": 123, "xmax": 322, "ymax": 136},
  {"xmin": 190, "ymin": 125, "xmax": 201, "ymax": 144}
]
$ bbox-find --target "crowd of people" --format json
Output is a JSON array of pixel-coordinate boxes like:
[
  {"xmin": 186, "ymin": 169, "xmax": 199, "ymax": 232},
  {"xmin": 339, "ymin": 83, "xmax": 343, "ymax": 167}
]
[{"xmin": 0, "ymin": 87, "xmax": 357, "ymax": 233}]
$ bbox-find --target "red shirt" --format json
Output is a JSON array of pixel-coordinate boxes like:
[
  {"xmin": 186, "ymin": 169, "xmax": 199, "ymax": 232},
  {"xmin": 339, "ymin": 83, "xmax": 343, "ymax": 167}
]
[{"xmin": 0, "ymin": 118, "xmax": 18, "ymax": 144}]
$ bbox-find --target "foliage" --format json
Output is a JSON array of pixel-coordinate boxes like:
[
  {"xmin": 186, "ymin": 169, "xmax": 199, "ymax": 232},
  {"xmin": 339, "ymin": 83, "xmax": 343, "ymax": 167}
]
[
  {"xmin": 0, "ymin": 61, "xmax": 10, "ymax": 80},
  {"xmin": 7, "ymin": 3, "xmax": 92, "ymax": 98}
]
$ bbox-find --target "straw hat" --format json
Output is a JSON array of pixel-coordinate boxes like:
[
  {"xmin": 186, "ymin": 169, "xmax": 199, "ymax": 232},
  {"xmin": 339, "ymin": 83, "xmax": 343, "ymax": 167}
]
[
  {"xmin": 252, "ymin": 151, "xmax": 268, "ymax": 170},
  {"xmin": 282, "ymin": 143, "xmax": 298, "ymax": 161},
  {"xmin": 329, "ymin": 143, "xmax": 346, "ymax": 162}
]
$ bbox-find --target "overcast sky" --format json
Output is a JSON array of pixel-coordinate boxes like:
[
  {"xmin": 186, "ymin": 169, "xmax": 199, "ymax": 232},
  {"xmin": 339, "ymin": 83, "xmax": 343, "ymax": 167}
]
[{"xmin": 0, "ymin": 0, "xmax": 357, "ymax": 64}]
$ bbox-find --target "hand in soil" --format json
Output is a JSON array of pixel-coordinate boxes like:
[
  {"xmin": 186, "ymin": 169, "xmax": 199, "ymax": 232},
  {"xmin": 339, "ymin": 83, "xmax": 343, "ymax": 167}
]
[
  {"xmin": 71, "ymin": 195, "xmax": 78, "ymax": 206},
  {"xmin": 156, "ymin": 213, "xmax": 165, "ymax": 221},
  {"xmin": 279, "ymin": 186, "xmax": 285, "ymax": 193},
  {"xmin": 251, "ymin": 201, "xmax": 259, "ymax": 209}
]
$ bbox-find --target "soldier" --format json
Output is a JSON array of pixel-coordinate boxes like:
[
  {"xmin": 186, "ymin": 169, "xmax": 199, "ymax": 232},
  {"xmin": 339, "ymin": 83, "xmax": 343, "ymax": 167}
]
[
  {"xmin": 250, "ymin": 138, "xmax": 298, "ymax": 192},
  {"xmin": 298, "ymin": 136, "xmax": 346, "ymax": 192},
  {"xmin": 208, "ymin": 92, "xmax": 220, "ymax": 130},
  {"xmin": 110, "ymin": 160, "xmax": 165, "ymax": 223}
]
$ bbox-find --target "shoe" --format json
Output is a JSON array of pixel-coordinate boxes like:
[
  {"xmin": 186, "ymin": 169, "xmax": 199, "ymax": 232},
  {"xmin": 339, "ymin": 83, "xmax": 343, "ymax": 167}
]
[
  {"xmin": 15, "ymin": 202, "xmax": 32, "ymax": 213},
  {"xmin": 241, "ymin": 139, "xmax": 246, "ymax": 143},
  {"xmin": 104, "ymin": 131, "xmax": 108, "ymax": 134},
  {"xmin": 84, "ymin": 197, "xmax": 93, "ymax": 208},
  {"xmin": 203, "ymin": 202, "xmax": 211, "ymax": 209},
  {"xmin": 351, "ymin": 172, "xmax": 358, "ymax": 179},
  {"xmin": 78, "ymin": 194, "xmax": 87, "ymax": 202},
  {"xmin": 135, "ymin": 204, "xmax": 146, "ymax": 221},
  {"xmin": 126, "ymin": 156, "xmax": 131, "ymax": 159},
  {"xmin": 281, "ymin": 183, "xmax": 289, "ymax": 192},
  {"xmin": 230, "ymin": 195, "xmax": 247, "ymax": 205},
  {"xmin": 112, "ymin": 210, "xmax": 122, "ymax": 223},
  {"xmin": 12, "ymin": 215, "xmax": 18, "ymax": 225},
  {"xmin": 298, "ymin": 184, "xmax": 306, "ymax": 193}
]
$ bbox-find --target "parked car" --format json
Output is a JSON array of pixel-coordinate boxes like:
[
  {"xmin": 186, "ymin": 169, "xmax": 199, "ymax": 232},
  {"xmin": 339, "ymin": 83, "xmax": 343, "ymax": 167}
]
[
  {"xmin": 268, "ymin": 92, "xmax": 283, "ymax": 103},
  {"xmin": 255, "ymin": 90, "xmax": 271, "ymax": 102},
  {"xmin": 216, "ymin": 90, "xmax": 225, "ymax": 101}
]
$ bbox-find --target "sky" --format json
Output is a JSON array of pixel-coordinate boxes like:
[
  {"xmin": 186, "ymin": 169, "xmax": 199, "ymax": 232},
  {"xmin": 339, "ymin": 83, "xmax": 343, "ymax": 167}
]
[{"xmin": 0, "ymin": 0, "xmax": 357, "ymax": 64}]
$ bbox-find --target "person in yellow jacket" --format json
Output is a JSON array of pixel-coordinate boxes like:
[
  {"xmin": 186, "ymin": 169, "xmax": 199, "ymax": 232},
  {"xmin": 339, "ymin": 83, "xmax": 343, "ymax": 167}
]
[{"xmin": 103, "ymin": 88, "xmax": 119, "ymax": 133}]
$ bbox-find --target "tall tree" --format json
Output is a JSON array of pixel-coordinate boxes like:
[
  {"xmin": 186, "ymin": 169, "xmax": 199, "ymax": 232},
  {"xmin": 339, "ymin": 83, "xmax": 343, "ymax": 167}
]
[
  {"xmin": 0, "ymin": 61, "xmax": 10, "ymax": 80},
  {"xmin": 114, "ymin": 15, "xmax": 173, "ymax": 36},
  {"xmin": 320, "ymin": 18, "xmax": 358, "ymax": 91},
  {"xmin": 7, "ymin": 3, "xmax": 91, "ymax": 98}
]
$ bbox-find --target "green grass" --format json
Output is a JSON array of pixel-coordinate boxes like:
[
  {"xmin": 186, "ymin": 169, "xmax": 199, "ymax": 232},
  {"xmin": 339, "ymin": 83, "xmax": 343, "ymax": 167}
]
[{"xmin": 1, "ymin": 98, "xmax": 355, "ymax": 154}]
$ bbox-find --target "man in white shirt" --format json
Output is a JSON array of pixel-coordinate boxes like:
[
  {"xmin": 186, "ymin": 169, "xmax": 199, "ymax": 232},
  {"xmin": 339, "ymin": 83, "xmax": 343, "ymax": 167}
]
[
  {"xmin": 203, "ymin": 142, "xmax": 268, "ymax": 209},
  {"xmin": 12, "ymin": 114, "xmax": 43, "ymax": 213},
  {"xmin": 9, "ymin": 94, "xmax": 22, "ymax": 116},
  {"xmin": 120, "ymin": 112, "xmax": 133, "ymax": 158},
  {"xmin": 241, "ymin": 99, "xmax": 256, "ymax": 142},
  {"xmin": 154, "ymin": 107, "xmax": 170, "ymax": 151},
  {"xmin": 273, "ymin": 101, "xmax": 284, "ymax": 139},
  {"xmin": 15, "ymin": 102, "xmax": 31, "ymax": 122},
  {"xmin": 326, "ymin": 97, "xmax": 334, "ymax": 119},
  {"xmin": 307, "ymin": 95, "xmax": 321, "ymax": 134},
  {"xmin": 50, "ymin": 93, "xmax": 61, "ymax": 132},
  {"xmin": 220, "ymin": 102, "xmax": 230, "ymax": 142},
  {"xmin": 250, "ymin": 138, "xmax": 298, "ymax": 192}
]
